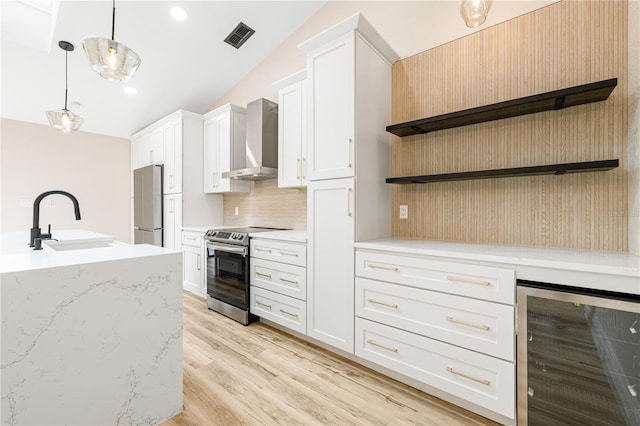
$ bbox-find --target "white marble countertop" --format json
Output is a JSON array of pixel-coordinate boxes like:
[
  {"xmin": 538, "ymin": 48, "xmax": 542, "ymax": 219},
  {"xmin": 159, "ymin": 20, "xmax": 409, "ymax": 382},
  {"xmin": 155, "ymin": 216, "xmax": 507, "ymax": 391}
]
[
  {"xmin": 0, "ymin": 230, "xmax": 176, "ymax": 274},
  {"xmin": 355, "ymin": 238, "xmax": 640, "ymax": 294},
  {"xmin": 249, "ymin": 230, "xmax": 307, "ymax": 243},
  {"xmin": 181, "ymin": 225, "xmax": 225, "ymax": 233}
]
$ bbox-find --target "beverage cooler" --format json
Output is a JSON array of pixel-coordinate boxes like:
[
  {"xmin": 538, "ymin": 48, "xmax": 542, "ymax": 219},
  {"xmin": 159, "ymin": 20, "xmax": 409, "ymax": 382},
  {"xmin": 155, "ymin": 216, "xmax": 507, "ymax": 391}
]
[{"xmin": 517, "ymin": 280, "xmax": 639, "ymax": 426}]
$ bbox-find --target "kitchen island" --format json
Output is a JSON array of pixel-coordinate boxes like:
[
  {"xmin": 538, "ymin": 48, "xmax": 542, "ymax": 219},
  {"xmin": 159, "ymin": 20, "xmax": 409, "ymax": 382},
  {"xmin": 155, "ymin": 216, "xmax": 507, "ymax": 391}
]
[{"xmin": 0, "ymin": 230, "xmax": 183, "ymax": 425}]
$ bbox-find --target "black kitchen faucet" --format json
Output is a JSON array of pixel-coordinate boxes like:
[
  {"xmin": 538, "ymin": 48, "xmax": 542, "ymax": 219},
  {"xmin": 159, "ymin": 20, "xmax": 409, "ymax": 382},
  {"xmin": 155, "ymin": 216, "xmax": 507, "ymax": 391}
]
[{"xmin": 30, "ymin": 190, "xmax": 81, "ymax": 248}]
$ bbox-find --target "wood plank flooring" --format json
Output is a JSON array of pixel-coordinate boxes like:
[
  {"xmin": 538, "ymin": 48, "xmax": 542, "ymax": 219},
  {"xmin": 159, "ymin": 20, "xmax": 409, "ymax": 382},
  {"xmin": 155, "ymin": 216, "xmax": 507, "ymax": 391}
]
[{"xmin": 163, "ymin": 291, "xmax": 499, "ymax": 425}]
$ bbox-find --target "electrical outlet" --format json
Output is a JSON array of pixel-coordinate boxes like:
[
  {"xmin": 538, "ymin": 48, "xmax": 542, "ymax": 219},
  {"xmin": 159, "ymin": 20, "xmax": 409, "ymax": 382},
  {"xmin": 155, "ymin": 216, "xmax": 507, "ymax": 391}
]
[
  {"xmin": 234, "ymin": 207, "xmax": 239, "ymax": 216},
  {"xmin": 20, "ymin": 198, "xmax": 32, "ymax": 207},
  {"xmin": 399, "ymin": 205, "xmax": 408, "ymax": 219}
]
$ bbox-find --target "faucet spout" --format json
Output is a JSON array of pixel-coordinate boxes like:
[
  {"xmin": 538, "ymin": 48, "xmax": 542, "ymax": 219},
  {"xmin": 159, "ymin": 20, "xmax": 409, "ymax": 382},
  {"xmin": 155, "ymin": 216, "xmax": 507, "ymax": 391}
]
[{"xmin": 30, "ymin": 190, "xmax": 81, "ymax": 247}]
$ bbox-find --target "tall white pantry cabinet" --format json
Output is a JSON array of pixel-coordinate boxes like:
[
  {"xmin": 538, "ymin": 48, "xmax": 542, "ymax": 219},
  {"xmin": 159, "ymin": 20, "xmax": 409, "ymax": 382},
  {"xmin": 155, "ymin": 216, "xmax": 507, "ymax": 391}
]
[{"xmin": 299, "ymin": 14, "xmax": 398, "ymax": 353}]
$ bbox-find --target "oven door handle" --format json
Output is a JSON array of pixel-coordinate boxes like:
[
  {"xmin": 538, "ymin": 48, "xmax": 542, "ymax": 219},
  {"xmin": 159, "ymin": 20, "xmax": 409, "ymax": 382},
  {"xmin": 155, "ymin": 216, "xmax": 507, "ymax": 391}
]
[{"xmin": 206, "ymin": 243, "xmax": 248, "ymax": 256}]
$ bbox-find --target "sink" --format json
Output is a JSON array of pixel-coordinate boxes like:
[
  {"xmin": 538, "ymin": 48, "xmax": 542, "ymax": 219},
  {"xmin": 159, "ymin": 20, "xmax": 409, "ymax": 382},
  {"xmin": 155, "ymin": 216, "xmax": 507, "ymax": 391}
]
[{"xmin": 44, "ymin": 240, "xmax": 114, "ymax": 251}]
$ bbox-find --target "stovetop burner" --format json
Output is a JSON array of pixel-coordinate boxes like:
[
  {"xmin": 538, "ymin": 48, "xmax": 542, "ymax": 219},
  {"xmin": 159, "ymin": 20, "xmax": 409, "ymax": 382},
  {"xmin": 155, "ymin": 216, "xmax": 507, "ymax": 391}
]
[{"xmin": 204, "ymin": 227, "xmax": 283, "ymax": 246}]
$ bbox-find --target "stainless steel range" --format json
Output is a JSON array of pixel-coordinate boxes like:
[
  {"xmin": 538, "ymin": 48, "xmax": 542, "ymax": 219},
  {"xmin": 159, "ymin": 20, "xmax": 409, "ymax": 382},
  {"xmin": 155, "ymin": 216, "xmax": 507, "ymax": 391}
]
[{"xmin": 204, "ymin": 227, "xmax": 280, "ymax": 325}]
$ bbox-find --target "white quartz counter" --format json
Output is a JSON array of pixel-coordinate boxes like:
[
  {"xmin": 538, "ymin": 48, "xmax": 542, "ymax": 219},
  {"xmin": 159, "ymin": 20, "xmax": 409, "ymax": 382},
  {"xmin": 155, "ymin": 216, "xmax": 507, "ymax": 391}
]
[
  {"xmin": 181, "ymin": 225, "xmax": 225, "ymax": 233},
  {"xmin": 355, "ymin": 238, "xmax": 640, "ymax": 295},
  {"xmin": 0, "ymin": 230, "xmax": 176, "ymax": 274},
  {"xmin": 250, "ymin": 229, "xmax": 307, "ymax": 243}
]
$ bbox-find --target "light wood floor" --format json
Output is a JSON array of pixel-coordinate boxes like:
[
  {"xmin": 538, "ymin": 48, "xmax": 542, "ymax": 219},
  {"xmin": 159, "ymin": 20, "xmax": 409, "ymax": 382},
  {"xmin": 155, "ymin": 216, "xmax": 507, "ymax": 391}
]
[{"xmin": 163, "ymin": 291, "xmax": 499, "ymax": 425}]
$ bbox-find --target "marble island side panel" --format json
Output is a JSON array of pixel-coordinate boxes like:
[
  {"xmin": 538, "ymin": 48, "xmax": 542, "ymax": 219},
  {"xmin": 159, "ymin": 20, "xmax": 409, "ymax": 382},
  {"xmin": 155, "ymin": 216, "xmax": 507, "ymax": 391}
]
[{"xmin": 1, "ymin": 251, "xmax": 182, "ymax": 425}]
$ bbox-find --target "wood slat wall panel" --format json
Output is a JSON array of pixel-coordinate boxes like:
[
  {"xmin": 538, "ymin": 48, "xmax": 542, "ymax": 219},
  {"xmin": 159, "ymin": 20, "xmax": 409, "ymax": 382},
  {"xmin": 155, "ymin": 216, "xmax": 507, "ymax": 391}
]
[
  {"xmin": 391, "ymin": 0, "xmax": 628, "ymax": 250},
  {"xmin": 223, "ymin": 180, "xmax": 307, "ymax": 230}
]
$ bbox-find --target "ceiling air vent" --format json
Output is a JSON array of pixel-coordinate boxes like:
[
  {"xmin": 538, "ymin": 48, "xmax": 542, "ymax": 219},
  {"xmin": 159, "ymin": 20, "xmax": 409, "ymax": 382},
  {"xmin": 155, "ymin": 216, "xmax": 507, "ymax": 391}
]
[{"xmin": 224, "ymin": 22, "xmax": 255, "ymax": 49}]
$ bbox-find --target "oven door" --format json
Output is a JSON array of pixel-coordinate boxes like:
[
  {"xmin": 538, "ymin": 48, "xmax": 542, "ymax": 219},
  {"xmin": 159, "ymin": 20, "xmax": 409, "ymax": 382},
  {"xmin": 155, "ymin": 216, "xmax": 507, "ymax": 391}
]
[{"xmin": 206, "ymin": 242, "xmax": 249, "ymax": 310}]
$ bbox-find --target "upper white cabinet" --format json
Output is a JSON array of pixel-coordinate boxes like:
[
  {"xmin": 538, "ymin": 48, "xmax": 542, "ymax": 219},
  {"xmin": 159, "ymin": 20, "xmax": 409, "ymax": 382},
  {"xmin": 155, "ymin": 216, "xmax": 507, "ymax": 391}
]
[
  {"xmin": 131, "ymin": 126, "xmax": 164, "ymax": 170},
  {"xmin": 299, "ymin": 13, "xmax": 399, "ymax": 353},
  {"xmin": 203, "ymin": 104, "xmax": 251, "ymax": 194},
  {"xmin": 163, "ymin": 119, "xmax": 182, "ymax": 194},
  {"xmin": 274, "ymin": 70, "xmax": 307, "ymax": 188}
]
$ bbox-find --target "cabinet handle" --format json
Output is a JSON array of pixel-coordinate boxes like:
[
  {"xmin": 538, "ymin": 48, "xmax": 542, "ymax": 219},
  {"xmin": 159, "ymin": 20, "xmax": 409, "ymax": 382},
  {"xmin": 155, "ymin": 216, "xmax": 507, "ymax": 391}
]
[
  {"xmin": 446, "ymin": 276, "xmax": 491, "ymax": 286},
  {"xmin": 279, "ymin": 250, "xmax": 299, "ymax": 257},
  {"xmin": 347, "ymin": 138, "xmax": 353, "ymax": 167},
  {"xmin": 185, "ymin": 236, "xmax": 196, "ymax": 241},
  {"xmin": 169, "ymin": 174, "xmax": 175, "ymax": 189},
  {"xmin": 446, "ymin": 316, "xmax": 490, "ymax": 331},
  {"xmin": 279, "ymin": 308, "xmax": 299, "ymax": 318},
  {"xmin": 149, "ymin": 149, "xmax": 154, "ymax": 163},
  {"xmin": 255, "ymin": 272, "xmax": 272, "ymax": 280},
  {"xmin": 346, "ymin": 187, "xmax": 352, "ymax": 217},
  {"xmin": 256, "ymin": 300, "xmax": 272, "ymax": 309},
  {"xmin": 280, "ymin": 277, "xmax": 299, "ymax": 285},
  {"xmin": 368, "ymin": 263, "xmax": 399, "ymax": 272},
  {"xmin": 367, "ymin": 298, "xmax": 398, "ymax": 309},
  {"xmin": 197, "ymin": 254, "xmax": 201, "ymax": 270},
  {"xmin": 169, "ymin": 198, "xmax": 175, "ymax": 213},
  {"xmin": 255, "ymin": 247, "xmax": 272, "ymax": 253},
  {"xmin": 297, "ymin": 158, "xmax": 301, "ymax": 179},
  {"xmin": 367, "ymin": 339, "xmax": 398, "ymax": 353},
  {"xmin": 446, "ymin": 367, "xmax": 491, "ymax": 386},
  {"xmin": 302, "ymin": 157, "xmax": 306, "ymax": 179}
]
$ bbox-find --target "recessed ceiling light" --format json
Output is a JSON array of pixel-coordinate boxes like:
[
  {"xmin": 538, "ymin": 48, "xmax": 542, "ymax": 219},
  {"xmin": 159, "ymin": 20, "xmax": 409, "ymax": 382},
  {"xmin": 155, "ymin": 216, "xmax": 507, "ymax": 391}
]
[
  {"xmin": 170, "ymin": 7, "xmax": 187, "ymax": 21},
  {"xmin": 124, "ymin": 86, "xmax": 138, "ymax": 95}
]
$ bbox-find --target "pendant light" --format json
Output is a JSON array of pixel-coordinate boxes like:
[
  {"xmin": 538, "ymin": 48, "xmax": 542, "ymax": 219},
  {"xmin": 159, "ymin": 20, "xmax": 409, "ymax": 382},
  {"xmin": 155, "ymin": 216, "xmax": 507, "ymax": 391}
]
[
  {"xmin": 460, "ymin": 0, "xmax": 493, "ymax": 28},
  {"xmin": 82, "ymin": 0, "xmax": 141, "ymax": 82},
  {"xmin": 46, "ymin": 41, "xmax": 83, "ymax": 133}
]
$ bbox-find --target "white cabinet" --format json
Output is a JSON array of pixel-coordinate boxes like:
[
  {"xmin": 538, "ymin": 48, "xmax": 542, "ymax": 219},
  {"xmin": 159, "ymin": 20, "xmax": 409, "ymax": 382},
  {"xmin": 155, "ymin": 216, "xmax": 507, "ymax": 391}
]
[
  {"xmin": 299, "ymin": 13, "xmax": 398, "ymax": 353},
  {"xmin": 203, "ymin": 104, "xmax": 250, "ymax": 194},
  {"xmin": 354, "ymin": 248, "xmax": 516, "ymax": 420},
  {"xmin": 307, "ymin": 178, "xmax": 355, "ymax": 352},
  {"xmin": 163, "ymin": 193, "xmax": 182, "ymax": 252},
  {"xmin": 163, "ymin": 119, "xmax": 182, "ymax": 194},
  {"xmin": 181, "ymin": 230, "xmax": 206, "ymax": 296},
  {"xmin": 250, "ymin": 237, "xmax": 307, "ymax": 334},
  {"xmin": 131, "ymin": 126, "xmax": 164, "ymax": 170},
  {"xmin": 274, "ymin": 70, "xmax": 307, "ymax": 188}
]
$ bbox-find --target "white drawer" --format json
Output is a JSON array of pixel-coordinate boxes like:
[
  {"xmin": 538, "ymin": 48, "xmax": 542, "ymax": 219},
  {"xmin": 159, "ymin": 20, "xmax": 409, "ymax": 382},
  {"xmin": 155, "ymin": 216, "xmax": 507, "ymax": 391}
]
[
  {"xmin": 251, "ymin": 258, "xmax": 306, "ymax": 301},
  {"xmin": 250, "ymin": 286, "xmax": 306, "ymax": 335},
  {"xmin": 181, "ymin": 231, "xmax": 203, "ymax": 247},
  {"xmin": 355, "ymin": 278, "xmax": 514, "ymax": 361},
  {"xmin": 355, "ymin": 250, "xmax": 514, "ymax": 305},
  {"xmin": 355, "ymin": 318, "xmax": 515, "ymax": 419},
  {"xmin": 251, "ymin": 239, "xmax": 306, "ymax": 267}
]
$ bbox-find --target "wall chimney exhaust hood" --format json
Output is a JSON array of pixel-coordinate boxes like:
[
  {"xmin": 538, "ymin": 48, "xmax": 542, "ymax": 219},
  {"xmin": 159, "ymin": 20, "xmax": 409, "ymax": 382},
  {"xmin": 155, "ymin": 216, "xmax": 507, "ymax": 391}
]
[{"xmin": 222, "ymin": 98, "xmax": 278, "ymax": 181}]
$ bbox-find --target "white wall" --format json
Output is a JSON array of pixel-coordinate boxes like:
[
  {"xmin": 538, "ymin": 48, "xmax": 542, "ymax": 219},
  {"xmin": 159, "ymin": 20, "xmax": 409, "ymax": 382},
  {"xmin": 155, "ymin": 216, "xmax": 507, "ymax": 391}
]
[{"xmin": 1, "ymin": 118, "xmax": 131, "ymax": 243}]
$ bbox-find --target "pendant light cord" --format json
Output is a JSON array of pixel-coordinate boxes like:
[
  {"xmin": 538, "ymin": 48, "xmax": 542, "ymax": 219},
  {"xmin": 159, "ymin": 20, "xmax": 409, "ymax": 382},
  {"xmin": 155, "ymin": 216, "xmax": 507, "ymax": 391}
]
[
  {"xmin": 64, "ymin": 48, "xmax": 68, "ymax": 111},
  {"xmin": 111, "ymin": 0, "xmax": 116, "ymax": 41}
]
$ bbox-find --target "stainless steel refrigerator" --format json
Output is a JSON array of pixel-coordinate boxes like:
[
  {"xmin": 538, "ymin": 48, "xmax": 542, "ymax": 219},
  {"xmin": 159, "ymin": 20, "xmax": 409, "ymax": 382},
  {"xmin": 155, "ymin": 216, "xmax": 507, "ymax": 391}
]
[{"xmin": 133, "ymin": 164, "xmax": 163, "ymax": 246}]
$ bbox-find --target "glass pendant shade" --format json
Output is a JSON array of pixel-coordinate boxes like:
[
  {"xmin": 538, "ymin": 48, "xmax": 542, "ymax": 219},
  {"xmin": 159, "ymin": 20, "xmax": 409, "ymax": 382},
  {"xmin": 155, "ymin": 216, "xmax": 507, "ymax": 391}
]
[
  {"xmin": 46, "ymin": 109, "xmax": 84, "ymax": 133},
  {"xmin": 82, "ymin": 36, "xmax": 141, "ymax": 82},
  {"xmin": 460, "ymin": 0, "xmax": 493, "ymax": 28}
]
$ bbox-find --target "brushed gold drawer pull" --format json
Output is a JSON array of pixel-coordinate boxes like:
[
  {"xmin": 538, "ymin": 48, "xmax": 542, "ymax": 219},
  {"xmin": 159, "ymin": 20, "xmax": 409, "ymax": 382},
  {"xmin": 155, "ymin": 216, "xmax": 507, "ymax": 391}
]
[
  {"xmin": 256, "ymin": 300, "xmax": 272, "ymax": 309},
  {"xmin": 297, "ymin": 158, "xmax": 301, "ymax": 179},
  {"xmin": 367, "ymin": 298, "xmax": 398, "ymax": 309},
  {"xmin": 446, "ymin": 316, "xmax": 490, "ymax": 331},
  {"xmin": 369, "ymin": 263, "xmax": 399, "ymax": 272},
  {"xmin": 255, "ymin": 272, "xmax": 272, "ymax": 280},
  {"xmin": 280, "ymin": 309, "xmax": 299, "ymax": 318},
  {"xmin": 280, "ymin": 250, "xmax": 299, "ymax": 257},
  {"xmin": 446, "ymin": 275, "xmax": 491, "ymax": 286},
  {"xmin": 367, "ymin": 339, "xmax": 398, "ymax": 353},
  {"xmin": 255, "ymin": 247, "xmax": 272, "ymax": 253},
  {"xmin": 446, "ymin": 367, "xmax": 490, "ymax": 386},
  {"xmin": 347, "ymin": 138, "xmax": 353, "ymax": 167},
  {"xmin": 280, "ymin": 278, "xmax": 299, "ymax": 285}
]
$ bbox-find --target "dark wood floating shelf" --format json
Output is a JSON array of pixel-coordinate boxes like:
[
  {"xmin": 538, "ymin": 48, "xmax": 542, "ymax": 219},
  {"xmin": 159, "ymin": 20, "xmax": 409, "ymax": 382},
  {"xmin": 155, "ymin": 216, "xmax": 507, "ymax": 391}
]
[
  {"xmin": 386, "ymin": 78, "xmax": 618, "ymax": 137},
  {"xmin": 385, "ymin": 159, "xmax": 619, "ymax": 184}
]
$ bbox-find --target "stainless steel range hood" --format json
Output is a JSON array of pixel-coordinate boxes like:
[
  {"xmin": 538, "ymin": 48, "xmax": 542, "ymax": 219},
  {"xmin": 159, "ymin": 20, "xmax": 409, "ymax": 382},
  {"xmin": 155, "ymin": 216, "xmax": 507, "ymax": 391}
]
[{"xmin": 222, "ymin": 98, "xmax": 278, "ymax": 181}]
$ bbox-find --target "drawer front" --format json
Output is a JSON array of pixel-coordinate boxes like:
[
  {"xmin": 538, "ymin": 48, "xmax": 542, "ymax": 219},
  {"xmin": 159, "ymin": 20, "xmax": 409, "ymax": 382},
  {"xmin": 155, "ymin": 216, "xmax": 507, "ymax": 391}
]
[
  {"xmin": 251, "ymin": 258, "xmax": 306, "ymax": 301},
  {"xmin": 355, "ymin": 318, "xmax": 515, "ymax": 419},
  {"xmin": 355, "ymin": 278, "xmax": 514, "ymax": 361},
  {"xmin": 250, "ymin": 286, "xmax": 306, "ymax": 334},
  {"xmin": 251, "ymin": 239, "xmax": 306, "ymax": 267},
  {"xmin": 355, "ymin": 250, "xmax": 514, "ymax": 305},
  {"xmin": 181, "ymin": 231, "xmax": 203, "ymax": 247}
]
